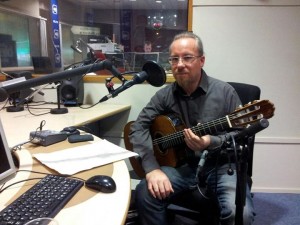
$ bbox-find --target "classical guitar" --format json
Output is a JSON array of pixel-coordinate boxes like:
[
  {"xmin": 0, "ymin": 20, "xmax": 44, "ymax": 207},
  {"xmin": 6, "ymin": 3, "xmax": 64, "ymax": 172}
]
[{"xmin": 124, "ymin": 100, "xmax": 275, "ymax": 178}]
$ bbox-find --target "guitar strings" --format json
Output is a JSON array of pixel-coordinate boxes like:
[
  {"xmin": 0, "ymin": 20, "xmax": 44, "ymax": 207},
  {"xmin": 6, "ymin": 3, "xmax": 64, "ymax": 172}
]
[
  {"xmin": 153, "ymin": 116, "xmax": 231, "ymax": 147},
  {"xmin": 153, "ymin": 101, "xmax": 269, "ymax": 147}
]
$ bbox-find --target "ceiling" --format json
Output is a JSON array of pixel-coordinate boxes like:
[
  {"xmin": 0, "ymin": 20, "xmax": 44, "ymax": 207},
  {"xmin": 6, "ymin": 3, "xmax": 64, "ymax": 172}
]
[{"xmin": 63, "ymin": 0, "xmax": 188, "ymax": 10}]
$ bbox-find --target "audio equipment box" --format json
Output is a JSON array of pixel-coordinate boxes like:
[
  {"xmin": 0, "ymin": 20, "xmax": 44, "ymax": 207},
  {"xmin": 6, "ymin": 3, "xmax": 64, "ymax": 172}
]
[{"xmin": 29, "ymin": 130, "xmax": 67, "ymax": 146}]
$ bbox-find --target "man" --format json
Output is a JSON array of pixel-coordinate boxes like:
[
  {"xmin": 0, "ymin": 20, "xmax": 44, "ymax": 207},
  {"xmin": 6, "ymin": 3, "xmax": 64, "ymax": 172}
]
[
  {"xmin": 129, "ymin": 32, "xmax": 255, "ymax": 225},
  {"xmin": 144, "ymin": 41, "xmax": 152, "ymax": 53}
]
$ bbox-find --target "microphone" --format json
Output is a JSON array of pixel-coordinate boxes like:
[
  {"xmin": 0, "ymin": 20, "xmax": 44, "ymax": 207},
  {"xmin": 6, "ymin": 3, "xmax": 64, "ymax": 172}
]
[
  {"xmin": 233, "ymin": 118, "xmax": 269, "ymax": 141},
  {"xmin": 71, "ymin": 45, "xmax": 82, "ymax": 54},
  {"xmin": 99, "ymin": 61, "xmax": 166, "ymax": 102}
]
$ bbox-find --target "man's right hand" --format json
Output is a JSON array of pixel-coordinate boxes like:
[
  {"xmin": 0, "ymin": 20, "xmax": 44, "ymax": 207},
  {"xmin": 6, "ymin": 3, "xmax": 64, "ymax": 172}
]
[{"xmin": 146, "ymin": 169, "xmax": 174, "ymax": 200}]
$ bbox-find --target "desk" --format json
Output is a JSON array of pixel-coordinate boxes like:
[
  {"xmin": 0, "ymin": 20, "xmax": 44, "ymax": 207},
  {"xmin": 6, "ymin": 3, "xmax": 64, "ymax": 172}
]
[
  {"xmin": 0, "ymin": 103, "xmax": 131, "ymax": 147},
  {"xmin": 0, "ymin": 103, "xmax": 132, "ymax": 225}
]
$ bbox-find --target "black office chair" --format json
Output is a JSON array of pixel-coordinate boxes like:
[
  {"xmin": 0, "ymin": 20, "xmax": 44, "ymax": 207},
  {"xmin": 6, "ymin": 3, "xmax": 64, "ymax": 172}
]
[{"xmin": 125, "ymin": 82, "xmax": 261, "ymax": 225}]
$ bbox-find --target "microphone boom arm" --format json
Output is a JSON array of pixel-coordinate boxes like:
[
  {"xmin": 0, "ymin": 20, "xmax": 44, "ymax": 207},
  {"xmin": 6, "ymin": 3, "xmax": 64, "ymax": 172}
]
[{"xmin": 0, "ymin": 60, "xmax": 117, "ymax": 101}]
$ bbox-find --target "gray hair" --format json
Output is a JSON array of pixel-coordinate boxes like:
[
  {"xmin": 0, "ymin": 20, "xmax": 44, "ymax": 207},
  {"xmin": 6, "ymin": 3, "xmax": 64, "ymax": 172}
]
[{"xmin": 169, "ymin": 31, "xmax": 204, "ymax": 56}]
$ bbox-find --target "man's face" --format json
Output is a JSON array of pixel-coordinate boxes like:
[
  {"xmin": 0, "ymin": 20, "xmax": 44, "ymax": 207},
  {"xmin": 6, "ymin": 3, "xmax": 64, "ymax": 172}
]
[
  {"xmin": 144, "ymin": 44, "xmax": 152, "ymax": 53},
  {"xmin": 169, "ymin": 38, "xmax": 205, "ymax": 89}
]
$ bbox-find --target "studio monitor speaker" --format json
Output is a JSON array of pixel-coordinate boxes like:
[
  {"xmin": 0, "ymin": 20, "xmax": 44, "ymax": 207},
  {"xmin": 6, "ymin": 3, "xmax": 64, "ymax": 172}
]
[
  {"xmin": 6, "ymin": 71, "xmax": 33, "ymax": 112},
  {"xmin": 60, "ymin": 75, "xmax": 84, "ymax": 106}
]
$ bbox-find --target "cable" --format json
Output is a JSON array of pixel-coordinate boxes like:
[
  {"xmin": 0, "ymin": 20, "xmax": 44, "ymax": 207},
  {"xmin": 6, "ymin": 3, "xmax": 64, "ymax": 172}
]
[
  {"xmin": 0, "ymin": 170, "xmax": 86, "ymax": 193},
  {"xmin": 0, "ymin": 98, "xmax": 9, "ymax": 111},
  {"xmin": 79, "ymin": 101, "xmax": 99, "ymax": 109},
  {"xmin": 10, "ymin": 140, "xmax": 30, "ymax": 151},
  {"xmin": 196, "ymin": 184, "xmax": 210, "ymax": 199},
  {"xmin": 28, "ymin": 120, "xmax": 47, "ymax": 142},
  {"xmin": 228, "ymin": 133, "xmax": 238, "ymax": 176},
  {"xmin": 0, "ymin": 178, "xmax": 44, "ymax": 193},
  {"xmin": 27, "ymin": 103, "xmax": 52, "ymax": 116},
  {"xmin": 17, "ymin": 170, "xmax": 86, "ymax": 182}
]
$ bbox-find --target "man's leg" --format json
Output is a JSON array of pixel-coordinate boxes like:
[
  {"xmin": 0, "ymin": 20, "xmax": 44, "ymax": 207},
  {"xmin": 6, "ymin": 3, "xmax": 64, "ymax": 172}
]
[
  {"xmin": 135, "ymin": 165, "xmax": 197, "ymax": 225},
  {"xmin": 206, "ymin": 164, "xmax": 255, "ymax": 225}
]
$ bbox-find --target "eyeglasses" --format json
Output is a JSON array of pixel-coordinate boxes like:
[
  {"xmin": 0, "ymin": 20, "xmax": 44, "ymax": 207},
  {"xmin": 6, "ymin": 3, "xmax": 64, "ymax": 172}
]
[{"xmin": 168, "ymin": 55, "xmax": 201, "ymax": 65}]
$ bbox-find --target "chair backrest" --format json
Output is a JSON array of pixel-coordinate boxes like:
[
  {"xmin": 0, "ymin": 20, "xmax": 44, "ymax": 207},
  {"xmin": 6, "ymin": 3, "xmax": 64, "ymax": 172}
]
[
  {"xmin": 227, "ymin": 82, "xmax": 261, "ymax": 106},
  {"xmin": 227, "ymin": 82, "xmax": 261, "ymax": 177}
]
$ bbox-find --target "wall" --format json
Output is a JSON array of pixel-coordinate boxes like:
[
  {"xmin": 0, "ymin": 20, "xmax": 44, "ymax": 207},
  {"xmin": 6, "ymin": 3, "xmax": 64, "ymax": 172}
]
[{"xmin": 192, "ymin": 0, "xmax": 300, "ymax": 193}]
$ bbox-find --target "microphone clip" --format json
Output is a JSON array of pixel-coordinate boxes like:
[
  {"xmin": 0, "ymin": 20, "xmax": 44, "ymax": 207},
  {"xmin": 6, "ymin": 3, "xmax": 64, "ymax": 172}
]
[
  {"xmin": 105, "ymin": 77, "xmax": 115, "ymax": 94},
  {"xmin": 105, "ymin": 73, "xmax": 128, "ymax": 95}
]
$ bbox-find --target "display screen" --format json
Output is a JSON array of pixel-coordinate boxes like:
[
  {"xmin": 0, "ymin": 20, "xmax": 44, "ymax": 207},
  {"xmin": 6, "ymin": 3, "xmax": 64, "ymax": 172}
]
[
  {"xmin": 0, "ymin": 120, "xmax": 16, "ymax": 185},
  {"xmin": 0, "ymin": 134, "xmax": 10, "ymax": 174}
]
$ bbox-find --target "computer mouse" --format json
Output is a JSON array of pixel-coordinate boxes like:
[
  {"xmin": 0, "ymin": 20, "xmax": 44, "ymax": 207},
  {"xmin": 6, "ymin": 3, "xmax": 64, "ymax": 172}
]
[
  {"xmin": 85, "ymin": 175, "xmax": 116, "ymax": 193},
  {"xmin": 61, "ymin": 126, "xmax": 80, "ymax": 136}
]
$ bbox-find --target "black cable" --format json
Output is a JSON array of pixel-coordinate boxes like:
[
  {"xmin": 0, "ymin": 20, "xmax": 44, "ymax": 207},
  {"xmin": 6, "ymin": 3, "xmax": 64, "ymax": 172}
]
[
  {"xmin": 79, "ymin": 102, "xmax": 99, "ymax": 109},
  {"xmin": 77, "ymin": 59, "xmax": 104, "ymax": 110},
  {"xmin": 0, "ymin": 177, "xmax": 44, "ymax": 193},
  {"xmin": 0, "ymin": 170, "xmax": 86, "ymax": 193},
  {"xmin": 229, "ymin": 133, "xmax": 239, "ymax": 175},
  {"xmin": 27, "ymin": 102, "xmax": 52, "ymax": 116},
  {"xmin": 29, "ymin": 120, "xmax": 47, "ymax": 142},
  {"xmin": 17, "ymin": 170, "xmax": 86, "ymax": 182},
  {"xmin": 0, "ymin": 98, "xmax": 9, "ymax": 111},
  {"xmin": 229, "ymin": 133, "xmax": 245, "ymax": 209}
]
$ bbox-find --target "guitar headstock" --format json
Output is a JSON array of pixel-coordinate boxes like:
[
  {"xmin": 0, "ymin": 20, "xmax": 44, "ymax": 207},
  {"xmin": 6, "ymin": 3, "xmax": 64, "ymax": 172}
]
[{"xmin": 229, "ymin": 100, "xmax": 275, "ymax": 128}]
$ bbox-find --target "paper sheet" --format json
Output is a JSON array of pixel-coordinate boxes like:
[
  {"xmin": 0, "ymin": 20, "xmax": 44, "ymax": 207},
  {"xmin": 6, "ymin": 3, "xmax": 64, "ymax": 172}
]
[{"xmin": 33, "ymin": 139, "xmax": 138, "ymax": 175}]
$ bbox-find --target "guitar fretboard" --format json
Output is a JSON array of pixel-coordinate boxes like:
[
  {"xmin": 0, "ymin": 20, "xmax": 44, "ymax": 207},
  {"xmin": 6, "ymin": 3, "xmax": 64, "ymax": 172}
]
[{"xmin": 153, "ymin": 115, "xmax": 230, "ymax": 150}]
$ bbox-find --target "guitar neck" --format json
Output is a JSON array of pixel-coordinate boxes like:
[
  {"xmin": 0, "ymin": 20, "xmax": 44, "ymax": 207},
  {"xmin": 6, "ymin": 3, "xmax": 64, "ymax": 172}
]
[
  {"xmin": 156, "ymin": 115, "xmax": 230, "ymax": 149},
  {"xmin": 191, "ymin": 116, "xmax": 231, "ymax": 137}
]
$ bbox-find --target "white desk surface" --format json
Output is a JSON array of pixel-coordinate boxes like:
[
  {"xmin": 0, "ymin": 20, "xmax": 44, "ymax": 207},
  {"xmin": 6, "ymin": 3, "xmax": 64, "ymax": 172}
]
[
  {"xmin": 0, "ymin": 102, "xmax": 132, "ymax": 225},
  {"xmin": 0, "ymin": 102, "xmax": 131, "ymax": 147}
]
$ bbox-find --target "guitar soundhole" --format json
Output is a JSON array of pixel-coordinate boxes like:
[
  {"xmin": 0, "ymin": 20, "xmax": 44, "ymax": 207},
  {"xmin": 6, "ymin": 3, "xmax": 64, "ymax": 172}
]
[{"xmin": 153, "ymin": 133, "xmax": 168, "ymax": 155}]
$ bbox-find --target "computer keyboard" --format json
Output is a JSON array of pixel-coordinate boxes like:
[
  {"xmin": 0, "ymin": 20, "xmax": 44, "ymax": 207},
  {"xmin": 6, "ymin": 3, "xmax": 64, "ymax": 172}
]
[{"xmin": 0, "ymin": 174, "xmax": 84, "ymax": 225}]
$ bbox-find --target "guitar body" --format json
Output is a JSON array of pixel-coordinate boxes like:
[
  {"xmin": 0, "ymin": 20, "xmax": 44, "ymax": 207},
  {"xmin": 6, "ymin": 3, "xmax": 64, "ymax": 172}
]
[
  {"xmin": 123, "ymin": 114, "xmax": 187, "ymax": 178},
  {"xmin": 151, "ymin": 114, "xmax": 187, "ymax": 168},
  {"xmin": 124, "ymin": 121, "xmax": 145, "ymax": 178}
]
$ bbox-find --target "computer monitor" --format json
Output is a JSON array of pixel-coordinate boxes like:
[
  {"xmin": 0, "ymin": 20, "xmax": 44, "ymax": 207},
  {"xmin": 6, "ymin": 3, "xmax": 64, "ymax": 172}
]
[
  {"xmin": 31, "ymin": 56, "xmax": 53, "ymax": 74},
  {"xmin": 0, "ymin": 117, "xmax": 17, "ymax": 186}
]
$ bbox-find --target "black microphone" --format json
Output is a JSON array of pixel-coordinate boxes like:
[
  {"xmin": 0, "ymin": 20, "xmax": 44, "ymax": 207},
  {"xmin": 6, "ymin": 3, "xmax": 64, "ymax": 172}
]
[
  {"xmin": 99, "ymin": 71, "xmax": 147, "ymax": 102},
  {"xmin": 233, "ymin": 118, "xmax": 269, "ymax": 140},
  {"xmin": 99, "ymin": 61, "xmax": 166, "ymax": 102}
]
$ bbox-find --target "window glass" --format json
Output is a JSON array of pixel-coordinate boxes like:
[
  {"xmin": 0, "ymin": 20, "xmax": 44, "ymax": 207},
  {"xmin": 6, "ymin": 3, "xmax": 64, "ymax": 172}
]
[
  {"xmin": 59, "ymin": 0, "xmax": 189, "ymax": 72},
  {"xmin": 0, "ymin": 12, "xmax": 31, "ymax": 67},
  {"xmin": 0, "ymin": 0, "xmax": 189, "ymax": 73}
]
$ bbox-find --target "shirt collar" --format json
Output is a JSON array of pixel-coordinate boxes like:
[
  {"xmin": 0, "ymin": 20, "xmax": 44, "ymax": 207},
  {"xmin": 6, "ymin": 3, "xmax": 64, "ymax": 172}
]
[{"xmin": 172, "ymin": 69, "xmax": 208, "ymax": 97}]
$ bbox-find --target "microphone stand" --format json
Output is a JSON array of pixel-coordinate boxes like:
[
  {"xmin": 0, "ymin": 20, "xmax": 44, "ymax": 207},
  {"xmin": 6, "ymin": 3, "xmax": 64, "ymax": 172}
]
[
  {"xmin": 222, "ymin": 119, "xmax": 269, "ymax": 225},
  {"xmin": 1, "ymin": 71, "xmax": 24, "ymax": 112},
  {"xmin": 50, "ymin": 82, "xmax": 68, "ymax": 114},
  {"xmin": 6, "ymin": 92, "xmax": 24, "ymax": 112},
  {"xmin": 233, "ymin": 136, "xmax": 249, "ymax": 225}
]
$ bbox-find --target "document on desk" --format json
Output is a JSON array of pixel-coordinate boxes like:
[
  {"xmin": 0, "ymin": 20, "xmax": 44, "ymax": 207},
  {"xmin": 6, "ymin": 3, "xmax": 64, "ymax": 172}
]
[{"xmin": 33, "ymin": 139, "xmax": 138, "ymax": 175}]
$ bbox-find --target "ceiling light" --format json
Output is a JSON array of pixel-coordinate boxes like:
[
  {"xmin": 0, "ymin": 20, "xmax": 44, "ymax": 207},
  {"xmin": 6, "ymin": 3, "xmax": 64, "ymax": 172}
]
[{"xmin": 155, "ymin": 0, "xmax": 162, "ymax": 3}]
